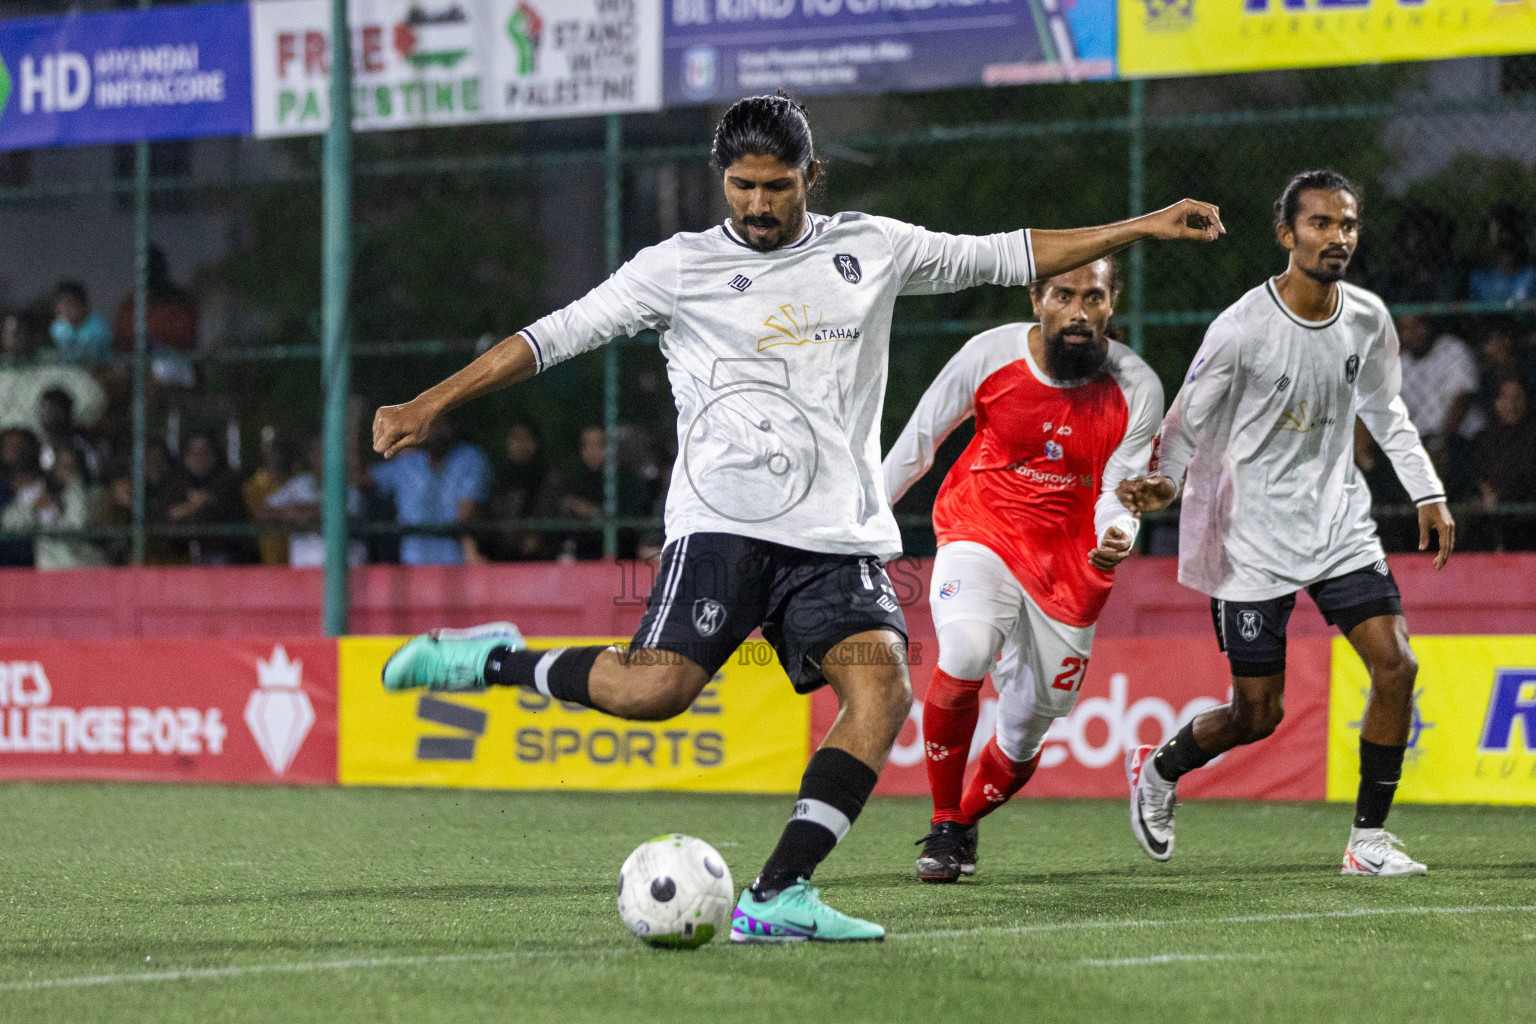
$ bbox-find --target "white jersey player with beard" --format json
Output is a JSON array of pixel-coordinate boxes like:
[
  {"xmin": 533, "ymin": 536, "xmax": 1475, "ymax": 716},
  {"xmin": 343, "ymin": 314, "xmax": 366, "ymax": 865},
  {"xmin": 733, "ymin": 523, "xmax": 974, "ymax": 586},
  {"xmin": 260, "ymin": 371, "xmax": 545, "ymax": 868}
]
[
  {"xmin": 374, "ymin": 94, "xmax": 1228, "ymax": 942},
  {"xmin": 1156, "ymin": 277, "xmax": 1444, "ymax": 597},
  {"xmin": 1120, "ymin": 172, "xmax": 1455, "ymax": 879}
]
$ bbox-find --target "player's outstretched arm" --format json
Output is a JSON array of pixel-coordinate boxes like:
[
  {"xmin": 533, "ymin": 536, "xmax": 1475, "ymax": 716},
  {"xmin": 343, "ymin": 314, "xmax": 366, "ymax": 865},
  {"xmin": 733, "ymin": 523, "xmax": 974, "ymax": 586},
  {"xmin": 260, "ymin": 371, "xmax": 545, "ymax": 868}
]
[
  {"xmin": 1030, "ymin": 199, "xmax": 1225, "ymax": 280},
  {"xmin": 1116, "ymin": 475, "xmax": 1178, "ymax": 514},
  {"xmin": 373, "ymin": 334, "xmax": 537, "ymax": 459},
  {"xmin": 1419, "ymin": 501, "xmax": 1455, "ymax": 571}
]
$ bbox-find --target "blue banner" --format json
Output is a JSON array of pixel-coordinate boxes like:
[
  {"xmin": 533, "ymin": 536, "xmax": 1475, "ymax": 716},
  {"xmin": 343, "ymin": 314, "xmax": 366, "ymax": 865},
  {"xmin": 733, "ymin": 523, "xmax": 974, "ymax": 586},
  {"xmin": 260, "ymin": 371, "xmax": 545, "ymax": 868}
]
[
  {"xmin": 0, "ymin": 2, "xmax": 252, "ymax": 152},
  {"xmin": 662, "ymin": 0, "xmax": 1114, "ymax": 107}
]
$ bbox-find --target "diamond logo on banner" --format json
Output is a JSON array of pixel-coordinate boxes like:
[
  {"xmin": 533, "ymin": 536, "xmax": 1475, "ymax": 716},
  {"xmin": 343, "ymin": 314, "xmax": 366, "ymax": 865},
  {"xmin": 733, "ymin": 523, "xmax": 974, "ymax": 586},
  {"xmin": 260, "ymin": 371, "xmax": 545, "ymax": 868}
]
[{"xmin": 245, "ymin": 645, "xmax": 316, "ymax": 777}]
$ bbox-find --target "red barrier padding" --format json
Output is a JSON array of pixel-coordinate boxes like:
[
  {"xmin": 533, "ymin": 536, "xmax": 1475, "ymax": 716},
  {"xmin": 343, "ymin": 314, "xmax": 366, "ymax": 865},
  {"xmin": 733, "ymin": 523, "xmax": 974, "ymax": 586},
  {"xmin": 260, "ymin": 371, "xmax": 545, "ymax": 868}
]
[
  {"xmin": 0, "ymin": 640, "xmax": 337, "ymax": 785},
  {"xmin": 0, "ymin": 553, "xmax": 1529, "ymax": 640}
]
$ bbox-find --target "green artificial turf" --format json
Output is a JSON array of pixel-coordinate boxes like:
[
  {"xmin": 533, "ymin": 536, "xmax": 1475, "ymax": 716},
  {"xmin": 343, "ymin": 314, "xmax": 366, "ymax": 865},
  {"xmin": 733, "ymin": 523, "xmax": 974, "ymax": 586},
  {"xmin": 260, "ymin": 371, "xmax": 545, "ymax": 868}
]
[{"xmin": 1, "ymin": 784, "xmax": 1533, "ymax": 1023}]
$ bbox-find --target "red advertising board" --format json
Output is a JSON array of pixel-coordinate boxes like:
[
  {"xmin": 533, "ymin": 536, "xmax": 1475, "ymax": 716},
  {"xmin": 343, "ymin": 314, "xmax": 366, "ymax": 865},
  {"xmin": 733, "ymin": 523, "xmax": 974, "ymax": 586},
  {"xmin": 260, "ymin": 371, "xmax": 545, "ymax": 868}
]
[
  {"xmin": 812, "ymin": 637, "xmax": 1329, "ymax": 800},
  {"xmin": 0, "ymin": 640, "xmax": 337, "ymax": 784}
]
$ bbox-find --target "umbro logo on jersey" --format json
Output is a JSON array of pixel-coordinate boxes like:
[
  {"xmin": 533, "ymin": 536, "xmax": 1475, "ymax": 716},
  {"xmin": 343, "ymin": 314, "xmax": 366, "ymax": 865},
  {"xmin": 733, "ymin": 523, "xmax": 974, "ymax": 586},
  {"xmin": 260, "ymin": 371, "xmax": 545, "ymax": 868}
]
[
  {"xmin": 729, "ymin": 274, "xmax": 752, "ymax": 292},
  {"xmin": 833, "ymin": 253, "xmax": 862, "ymax": 284},
  {"xmin": 1276, "ymin": 375, "xmax": 1291, "ymax": 392}
]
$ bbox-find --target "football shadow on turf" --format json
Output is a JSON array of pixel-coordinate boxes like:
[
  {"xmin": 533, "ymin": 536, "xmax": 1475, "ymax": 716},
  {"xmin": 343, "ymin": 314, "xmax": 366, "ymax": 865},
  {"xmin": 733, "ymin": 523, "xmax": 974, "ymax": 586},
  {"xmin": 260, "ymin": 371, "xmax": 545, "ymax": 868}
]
[{"xmin": 177, "ymin": 881, "xmax": 611, "ymax": 907}]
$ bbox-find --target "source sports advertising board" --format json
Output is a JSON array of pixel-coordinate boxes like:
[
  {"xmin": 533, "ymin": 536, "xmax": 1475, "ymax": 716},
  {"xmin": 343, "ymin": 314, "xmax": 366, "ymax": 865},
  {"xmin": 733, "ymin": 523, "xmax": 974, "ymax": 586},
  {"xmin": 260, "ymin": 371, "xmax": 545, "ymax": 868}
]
[{"xmin": 2, "ymin": 633, "xmax": 1532, "ymax": 804}]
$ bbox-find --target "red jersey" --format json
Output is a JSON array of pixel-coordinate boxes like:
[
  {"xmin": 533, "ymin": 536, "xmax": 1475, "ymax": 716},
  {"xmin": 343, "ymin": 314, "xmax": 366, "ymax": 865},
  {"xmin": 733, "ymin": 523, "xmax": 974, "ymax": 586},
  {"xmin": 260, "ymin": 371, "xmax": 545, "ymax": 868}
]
[{"xmin": 884, "ymin": 324, "xmax": 1163, "ymax": 627}]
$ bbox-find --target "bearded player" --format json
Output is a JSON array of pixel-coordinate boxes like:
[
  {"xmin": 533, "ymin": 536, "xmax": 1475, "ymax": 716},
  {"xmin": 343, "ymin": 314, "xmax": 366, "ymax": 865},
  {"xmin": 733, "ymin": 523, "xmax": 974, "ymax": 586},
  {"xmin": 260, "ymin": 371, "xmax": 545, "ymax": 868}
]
[
  {"xmin": 374, "ymin": 94, "xmax": 1222, "ymax": 941},
  {"xmin": 1119, "ymin": 170, "xmax": 1455, "ymax": 876},
  {"xmin": 885, "ymin": 258, "xmax": 1163, "ymax": 882}
]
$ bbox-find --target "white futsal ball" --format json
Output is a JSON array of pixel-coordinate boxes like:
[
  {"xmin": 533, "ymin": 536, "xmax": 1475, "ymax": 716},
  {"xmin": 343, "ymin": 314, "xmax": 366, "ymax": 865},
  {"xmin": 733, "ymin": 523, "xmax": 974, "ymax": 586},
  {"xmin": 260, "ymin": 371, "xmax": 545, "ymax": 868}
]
[{"xmin": 617, "ymin": 834, "xmax": 735, "ymax": 949}]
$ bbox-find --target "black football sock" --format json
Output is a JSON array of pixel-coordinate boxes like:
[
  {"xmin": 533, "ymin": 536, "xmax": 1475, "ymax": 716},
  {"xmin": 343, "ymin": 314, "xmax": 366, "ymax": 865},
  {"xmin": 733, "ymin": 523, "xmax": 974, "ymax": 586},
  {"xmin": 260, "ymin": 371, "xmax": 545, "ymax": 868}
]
[
  {"xmin": 1152, "ymin": 721, "xmax": 1217, "ymax": 783},
  {"xmin": 484, "ymin": 645, "xmax": 605, "ymax": 709},
  {"xmin": 752, "ymin": 747, "xmax": 879, "ymax": 900},
  {"xmin": 1354, "ymin": 739, "xmax": 1406, "ymax": 829}
]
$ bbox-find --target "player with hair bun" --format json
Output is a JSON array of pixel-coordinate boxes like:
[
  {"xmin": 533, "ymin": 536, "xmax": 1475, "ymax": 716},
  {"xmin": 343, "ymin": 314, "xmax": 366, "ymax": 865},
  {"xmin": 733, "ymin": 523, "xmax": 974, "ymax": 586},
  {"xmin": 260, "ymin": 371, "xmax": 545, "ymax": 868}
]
[
  {"xmin": 1119, "ymin": 169, "xmax": 1455, "ymax": 876},
  {"xmin": 375, "ymin": 93, "xmax": 1226, "ymax": 941}
]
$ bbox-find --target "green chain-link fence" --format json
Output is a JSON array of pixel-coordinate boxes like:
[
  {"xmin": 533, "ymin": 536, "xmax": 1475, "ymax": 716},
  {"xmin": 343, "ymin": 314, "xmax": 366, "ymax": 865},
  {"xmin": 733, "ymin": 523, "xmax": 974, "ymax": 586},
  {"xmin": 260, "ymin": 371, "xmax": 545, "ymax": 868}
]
[{"xmin": 3, "ymin": 59, "xmax": 1536, "ymax": 577}]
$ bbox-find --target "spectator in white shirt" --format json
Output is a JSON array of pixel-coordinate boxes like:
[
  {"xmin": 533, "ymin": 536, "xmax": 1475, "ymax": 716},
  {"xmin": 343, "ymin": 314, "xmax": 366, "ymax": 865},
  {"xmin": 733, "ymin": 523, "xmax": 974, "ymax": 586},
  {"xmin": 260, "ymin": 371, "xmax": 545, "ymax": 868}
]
[
  {"xmin": 261, "ymin": 436, "xmax": 367, "ymax": 568},
  {"xmin": 1396, "ymin": 315, "xmax": 1479, "ymax": 489}
]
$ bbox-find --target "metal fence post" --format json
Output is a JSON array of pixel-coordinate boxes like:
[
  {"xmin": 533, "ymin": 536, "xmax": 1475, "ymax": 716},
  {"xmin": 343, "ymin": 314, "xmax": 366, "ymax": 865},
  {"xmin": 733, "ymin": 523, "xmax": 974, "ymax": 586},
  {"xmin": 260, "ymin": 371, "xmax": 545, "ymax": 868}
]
[
  {"xmin": 602, "ymin": 114, "xmax": 622, "ymax": 559},
  {"xmin": 321, "ymin": 0, "xmax": 354, "ymax": 636},
  {"xmin": 1127, "ymin": 78, "xmax": 1146, "ymax": 356},
  {"xmin": 131, "ymin": 0, "xmax": 153, "ymax": 566}
]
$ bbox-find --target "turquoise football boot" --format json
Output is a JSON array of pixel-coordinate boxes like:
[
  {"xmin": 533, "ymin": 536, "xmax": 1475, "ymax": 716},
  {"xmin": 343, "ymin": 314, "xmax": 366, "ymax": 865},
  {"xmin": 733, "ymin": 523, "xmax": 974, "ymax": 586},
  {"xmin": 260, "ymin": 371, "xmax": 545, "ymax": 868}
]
[
  {"xmin": 381, "ymin": 622, "xmax": 525, "ymax": 692},
  {"xmin": 729, "ymin": 881, "xmax": 885, "ymax": 943}
]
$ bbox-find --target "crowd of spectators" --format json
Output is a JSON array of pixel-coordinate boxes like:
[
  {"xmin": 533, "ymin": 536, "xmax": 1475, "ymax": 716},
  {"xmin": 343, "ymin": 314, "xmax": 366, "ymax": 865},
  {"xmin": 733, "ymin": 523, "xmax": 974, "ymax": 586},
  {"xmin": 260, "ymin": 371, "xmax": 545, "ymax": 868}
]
[{"xmin": 3, "ymin": 208, "xmax": 1536, "ymax": 569}]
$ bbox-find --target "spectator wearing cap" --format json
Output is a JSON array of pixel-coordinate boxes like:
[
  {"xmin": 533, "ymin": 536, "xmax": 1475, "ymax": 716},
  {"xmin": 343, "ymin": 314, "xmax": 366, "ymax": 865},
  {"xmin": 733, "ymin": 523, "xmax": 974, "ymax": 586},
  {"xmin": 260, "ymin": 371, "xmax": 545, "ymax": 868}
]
[
  {"xmin": 49, "ymin": 282, "xmax": 114, "ymax": 364},
  {"xmin": 1396, "ymin": 314, "xmax": 1479, "ymax": 495}
]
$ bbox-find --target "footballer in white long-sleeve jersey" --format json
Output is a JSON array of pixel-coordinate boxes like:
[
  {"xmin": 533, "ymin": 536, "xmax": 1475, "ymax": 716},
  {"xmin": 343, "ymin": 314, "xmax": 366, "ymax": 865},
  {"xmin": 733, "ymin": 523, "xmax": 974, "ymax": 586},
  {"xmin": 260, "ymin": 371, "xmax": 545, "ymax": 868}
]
[
  {"xmin": 1119, "ymin": 170, "xmax": 1456, "ymax": 878},
  {"xmin": 373, "ymin": 94, "xmax": 1228, "ymax": 942}
]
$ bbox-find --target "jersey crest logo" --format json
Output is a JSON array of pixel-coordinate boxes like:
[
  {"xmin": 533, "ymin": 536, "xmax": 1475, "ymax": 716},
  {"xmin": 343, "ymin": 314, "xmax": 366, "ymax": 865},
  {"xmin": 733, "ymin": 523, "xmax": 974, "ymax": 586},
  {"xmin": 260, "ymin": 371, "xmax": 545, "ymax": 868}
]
[
  {"xmin": 939, "ymin": 579, "xmax": 961, "ymax": 600},
  {"xmin": 729, "ymin": 274, "xmax": 752, "ymax": 292},
  {"xmin": 1345, "ymin": 354, "xmax": 1360, "ymax": 385},
  {"xmin": 693, "ymin": 598, "xmax": 726, "ymax": 637},
  {"xmin": 1238, "ymin": 610, "xmax": 1264, "ymax": 642},
  {"xmin": 1044, "ymin": 439, "xmax": 1065, "ymax": 461},
  {"xmin": 833, "ymin": 253, "xmax": 862, "ymax": 284}
]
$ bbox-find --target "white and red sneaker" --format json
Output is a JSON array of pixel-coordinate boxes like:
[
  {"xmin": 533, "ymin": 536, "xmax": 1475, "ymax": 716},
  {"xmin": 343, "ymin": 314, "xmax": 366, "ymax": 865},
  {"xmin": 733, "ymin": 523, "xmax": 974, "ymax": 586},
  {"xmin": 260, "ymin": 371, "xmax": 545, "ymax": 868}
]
[
  {"xmin": 1126, "ymin": 744, "xmax": 1176, "ymax": 862},
  {"xmin": 1341, "ymin": 828, "xmax": 1427, "ymax": 876}
]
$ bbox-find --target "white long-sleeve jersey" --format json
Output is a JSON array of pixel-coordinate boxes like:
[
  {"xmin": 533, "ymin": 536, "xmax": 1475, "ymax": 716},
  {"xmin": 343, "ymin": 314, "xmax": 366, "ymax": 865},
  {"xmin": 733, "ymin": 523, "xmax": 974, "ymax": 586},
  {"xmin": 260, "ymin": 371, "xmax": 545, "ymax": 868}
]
[
  {"xmin": 883, "ymin": 326, "xmax": 1162, "ymax": 627},
  {"xmin": 522, "ymin": 212, "xmax": 1036, "ymax": 560},
  {"xmin": 1155, "ymin": 278, "xmax": 1445, "ymax": 601}
]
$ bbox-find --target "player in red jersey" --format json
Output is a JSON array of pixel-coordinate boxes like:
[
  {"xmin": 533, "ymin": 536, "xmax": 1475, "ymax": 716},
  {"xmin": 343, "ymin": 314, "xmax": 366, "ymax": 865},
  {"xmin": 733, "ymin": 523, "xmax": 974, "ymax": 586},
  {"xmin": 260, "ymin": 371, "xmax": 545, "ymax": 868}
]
[{"xmin": 883, "ymin": 259, "xmax": 1164, "ymax": 881}]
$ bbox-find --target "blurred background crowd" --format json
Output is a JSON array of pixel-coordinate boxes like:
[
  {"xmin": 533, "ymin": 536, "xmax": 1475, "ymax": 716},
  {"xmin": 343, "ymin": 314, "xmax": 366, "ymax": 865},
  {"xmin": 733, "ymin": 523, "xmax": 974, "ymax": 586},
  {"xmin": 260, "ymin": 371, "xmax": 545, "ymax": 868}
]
[{"xmin": 4, "ymin": 49, "xmax": 1536, "ymax": 568}]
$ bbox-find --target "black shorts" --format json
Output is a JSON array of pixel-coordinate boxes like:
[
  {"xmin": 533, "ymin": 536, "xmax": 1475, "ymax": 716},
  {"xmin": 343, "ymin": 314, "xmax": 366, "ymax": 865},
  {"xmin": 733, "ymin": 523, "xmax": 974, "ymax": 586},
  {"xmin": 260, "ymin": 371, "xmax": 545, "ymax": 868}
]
[
  {"xmin": 1211, "ymin": 561, "xmax": 1403, "ymax": 677},
  {"xmin": 631, "ymin": 532, "xmax": 908, "ymax": 694}
]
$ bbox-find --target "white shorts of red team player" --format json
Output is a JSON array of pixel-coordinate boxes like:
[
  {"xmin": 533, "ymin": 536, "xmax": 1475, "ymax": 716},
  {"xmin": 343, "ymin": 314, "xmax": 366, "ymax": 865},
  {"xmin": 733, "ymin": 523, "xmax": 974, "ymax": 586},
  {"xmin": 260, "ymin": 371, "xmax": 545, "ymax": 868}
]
[{"xmin": 929, "ymin": 540, "xmax": 1095, "ymax": 761}]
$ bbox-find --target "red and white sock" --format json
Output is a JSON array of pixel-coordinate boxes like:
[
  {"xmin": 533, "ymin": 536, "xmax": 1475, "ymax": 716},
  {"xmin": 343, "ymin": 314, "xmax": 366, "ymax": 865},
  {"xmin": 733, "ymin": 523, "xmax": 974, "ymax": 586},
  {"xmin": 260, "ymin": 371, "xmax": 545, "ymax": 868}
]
[
  {"xmin": 922, "ymin": 668, "xmax": 984, "ymax": 825},
  {"xmin": 959, "ymin": 735, "xmax": 1040, "ymax": 824}
]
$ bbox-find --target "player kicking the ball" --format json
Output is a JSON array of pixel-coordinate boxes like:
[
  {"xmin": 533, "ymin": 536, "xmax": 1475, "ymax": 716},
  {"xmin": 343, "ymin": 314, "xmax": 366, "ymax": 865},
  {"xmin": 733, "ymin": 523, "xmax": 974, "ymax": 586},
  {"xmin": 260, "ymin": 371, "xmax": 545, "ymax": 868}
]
[
  {"xmin": 374, "ymin": 94, "xmax": 1223, "ymax": 942},
  {"xmin": 1119, "ymin": 170, "xmax": 1455, "ymax": 876},
  {"xmin": 886, "ymin": 259, "xmax": 1164, "ymax": 882}
]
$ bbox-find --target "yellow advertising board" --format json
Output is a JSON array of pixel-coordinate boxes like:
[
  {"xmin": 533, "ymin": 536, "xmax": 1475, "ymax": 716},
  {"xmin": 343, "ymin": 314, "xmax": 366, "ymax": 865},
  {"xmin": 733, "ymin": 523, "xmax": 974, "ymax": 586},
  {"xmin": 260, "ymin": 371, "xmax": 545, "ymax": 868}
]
[
  {"xmin": 1120, "ymin": 0, "xmax": 1536, "ymax": 79},
  {"xmin": 339, "ymin": 637, "xmax": 810, "ymax": 793},
  {"xmin": 1328, "ymin": 636, "xmax": 1536, "ymax": 805}
]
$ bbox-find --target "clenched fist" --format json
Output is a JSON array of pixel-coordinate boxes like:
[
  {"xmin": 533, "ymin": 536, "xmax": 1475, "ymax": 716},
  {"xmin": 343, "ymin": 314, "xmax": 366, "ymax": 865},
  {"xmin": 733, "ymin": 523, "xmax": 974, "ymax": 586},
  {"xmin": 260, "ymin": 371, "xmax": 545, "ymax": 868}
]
[{"xmin": 373, "ymin": 399, "xmax": 437, "ymax": 459}]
